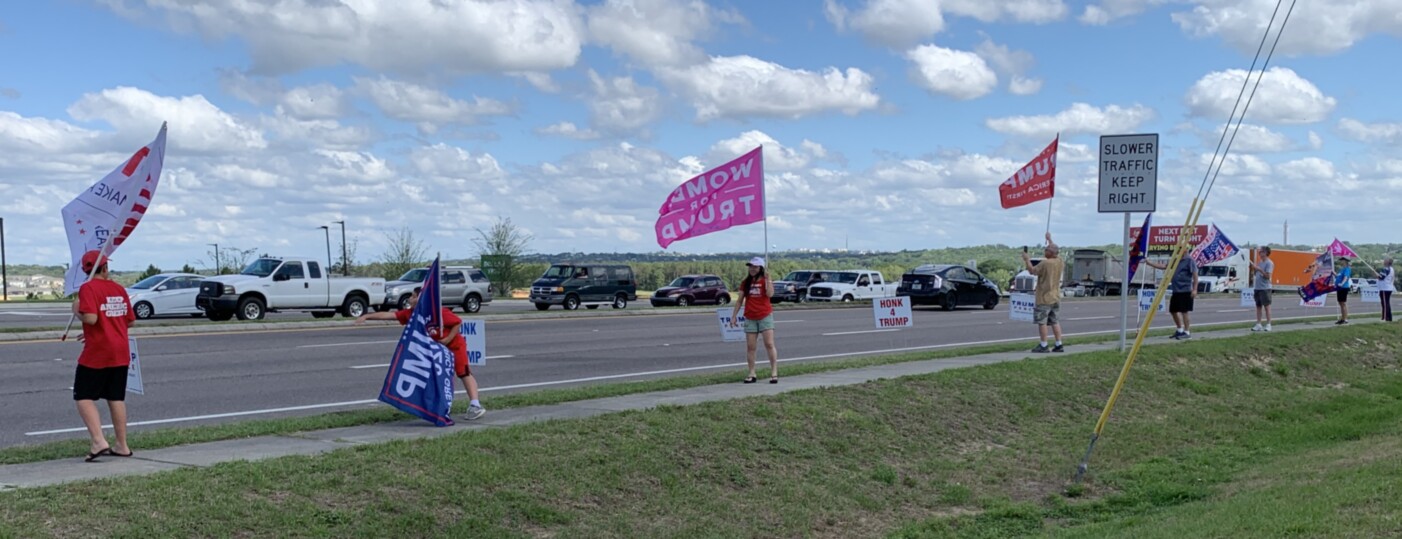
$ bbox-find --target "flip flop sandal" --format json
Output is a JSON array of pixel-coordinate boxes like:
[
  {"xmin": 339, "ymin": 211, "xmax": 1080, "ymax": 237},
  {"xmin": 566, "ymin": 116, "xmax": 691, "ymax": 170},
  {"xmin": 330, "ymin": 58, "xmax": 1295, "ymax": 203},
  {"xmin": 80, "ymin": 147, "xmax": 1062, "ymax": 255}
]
[
  {"xmin": 769, "ymin": 377, "xmax": 779, "ymax": 384},
  {"xmin": 743, "ymin": 376, "xmax": 758, "ymax": 384},
  {"xmin": 109, "ymin": 450, "xmax": 134, "ymax": 458},
  {"xmin": 85, "ymin": 448, "xmax": 112, "ymax": 462}
]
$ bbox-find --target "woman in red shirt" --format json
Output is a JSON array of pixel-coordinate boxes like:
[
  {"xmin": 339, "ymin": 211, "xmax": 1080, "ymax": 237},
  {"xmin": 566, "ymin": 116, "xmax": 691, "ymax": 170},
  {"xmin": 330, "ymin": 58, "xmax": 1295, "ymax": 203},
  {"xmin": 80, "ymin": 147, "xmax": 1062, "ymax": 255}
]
[{"xmin": 729, "ymin": 257, "xmax": 778, "ymax": 384}]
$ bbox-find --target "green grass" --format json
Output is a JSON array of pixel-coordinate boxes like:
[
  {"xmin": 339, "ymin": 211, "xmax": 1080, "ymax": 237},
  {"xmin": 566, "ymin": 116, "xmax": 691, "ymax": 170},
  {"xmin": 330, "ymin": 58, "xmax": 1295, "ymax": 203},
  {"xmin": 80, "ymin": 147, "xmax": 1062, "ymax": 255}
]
[
  {"xmin": 1, "ymin": 324, "xmax": 1398, "ymax": 538},
  {"xmin": 0, "ymin": 316, "xmax": 1339, "ymax": 466}
]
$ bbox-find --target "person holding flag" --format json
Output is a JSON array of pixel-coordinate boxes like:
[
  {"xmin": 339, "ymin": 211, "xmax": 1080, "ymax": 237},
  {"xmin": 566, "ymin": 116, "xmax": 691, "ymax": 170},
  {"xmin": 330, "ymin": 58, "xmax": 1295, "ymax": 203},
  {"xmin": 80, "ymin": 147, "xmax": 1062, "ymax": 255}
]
[
  {"xmin": 1379, "ymin": 257, "xmax": 1394, "ymax": 322},
  {"xmin": 1334, "ymin": 258, "xmax": 1353, "ymax": 325},
  {"xmin": 1022, "ymin": 232, "xmax": 1065, "ymax": 353},
  {"xmin": 729, "ymin": 257, "xmax": 778, "ymax": 384},
  {"xmin": 357, "ymin": 286, "xmax": 485, "ymax": 421},
  {"xmin": 1143, "ymin": 255, "xmax": 1198, "ymax": 339},
  {"xmin": 1250, "ymin": 247, "xmax": 1275, "ymax": 332},
  {"xmin": 72, "ymin": 250, "xmax": 137, "ymax": 462}
]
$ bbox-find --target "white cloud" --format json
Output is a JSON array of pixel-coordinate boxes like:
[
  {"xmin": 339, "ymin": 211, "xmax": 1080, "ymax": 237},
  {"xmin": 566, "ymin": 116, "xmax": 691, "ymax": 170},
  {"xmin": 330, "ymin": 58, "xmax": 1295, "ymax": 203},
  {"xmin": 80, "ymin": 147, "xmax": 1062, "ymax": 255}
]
[
  {"xmin": 660, "ymin": 55, "xmax": 881, "ymax": 121},
  {"xmin": 537, "ymin": 121, "xmax": 602, "ymax": 140},
  {"xmin": 905, "ymin": 45, "xmax": 998, "ymax": 100},
  {"xmin": 1277, "ymin": 156, "xmax": 1336, "ymax": 181},
  {"xmin": 587, "ymin": 0, "xmax": 741, "ymax": 67},
  {"xmin": 409, "ymin": 143, "xmax": 506, "ymax": 180},
  {"xmin": 258, "ymin": 113, "xmax": 375, "ymax": 151},
  {"xmin": 1008, "ymin": 76, "xmax": 1044, "ymax": 95},
  {"xmin": 1185, "ymin": 67, "xmax": 1336, "ymax": 124},
  {"xmin": 587, "ymin": 71, "xmax": 662, "ymax": 133},
  {"xmin": 278, "ymin": 84, "xmax": 347, "ymax": 120},
  {"xmin": 123, "ymin": 0, "xmax": 584, "ymax": 75},
  {"xmin": 1079, "ymin": 0, "xmax": 1168, "ymax": 25},
  {"xmin": 1172, "ymin": 0, "xmax": 1402, "ymax": 56},
  {"xmin": 985, "ymin": 102, "xmax": 1156, "ymax": 138},
  {"xmin": 1215, "ymin": 123, "xmax": 1295, "ymax": 153},
  {"xmin": 709, "ymin": 131, "xmax": 828, "ymax": 171},
  {"xmin": 826, "ymin": 0, "xmax": 1065, "ymax": 47},
  {"xmin": 355, "ymin": 77, "xmax": 512, "ymax": 126},
  {"xmin": 974, "ymin": 38, "xmax": 1042, "ymax": 95},
  {"xmin": 515, "ymin": 72, "xmax": 561, "ymax": 93},
  {"xmin": 67, "ymin": 86, "xmax": 267, "ymax": 153},
  {"xmin": 0, "ymin": 111, "xmax": 99, "ymax": 154},
  {"xmin": 1338, "ymin": 118, "xmax": 1402, "ymax": 144},
  {"xmin": 1308, "ymin": 130, "xmax": 1324, "ymax": 150},
  {"xmin": 1197, "ymin": 153, "xmax": 1272, "ymax": 177}
]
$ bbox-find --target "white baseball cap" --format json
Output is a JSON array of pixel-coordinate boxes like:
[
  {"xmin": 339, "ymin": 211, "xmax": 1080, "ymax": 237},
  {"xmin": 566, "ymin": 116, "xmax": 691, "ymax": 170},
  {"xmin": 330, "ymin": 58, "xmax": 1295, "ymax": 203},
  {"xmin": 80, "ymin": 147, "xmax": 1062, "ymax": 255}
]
[{"xmin": 746, "ymin": 257, "xmax": 766, "ymax": 268}]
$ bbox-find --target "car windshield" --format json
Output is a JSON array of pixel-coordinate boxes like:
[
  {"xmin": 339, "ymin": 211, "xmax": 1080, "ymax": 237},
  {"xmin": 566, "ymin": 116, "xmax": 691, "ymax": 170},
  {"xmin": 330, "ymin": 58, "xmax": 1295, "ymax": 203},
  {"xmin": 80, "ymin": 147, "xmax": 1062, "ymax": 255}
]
[
  {"xmin": 668, "ymin": 277, "xmax": 695, "ymax": 287},
  {"xmin": 782, "ymin": 271, "xmax": 813, "ymax": 282},
  {"xmin": 830, "ymin": 272, "xmax": 860, "ymax": 284},
  {"xmin": 1199, "ymin": 266, "xmax": 1229, "ymax": 278},
  {"xmin": 542, "ymin": 265, "xmax": 574, "ymax": 278},
  {"xmin": 397, "ymin": 269, "xmax": 429, "ymax": 282},
  {"xmin": 241, "ymin": 259, "xmax": 282, "ymax": 277},
  {"xmin": 129, "ymin": 275, "xmax": 166, "ymax": 290}
]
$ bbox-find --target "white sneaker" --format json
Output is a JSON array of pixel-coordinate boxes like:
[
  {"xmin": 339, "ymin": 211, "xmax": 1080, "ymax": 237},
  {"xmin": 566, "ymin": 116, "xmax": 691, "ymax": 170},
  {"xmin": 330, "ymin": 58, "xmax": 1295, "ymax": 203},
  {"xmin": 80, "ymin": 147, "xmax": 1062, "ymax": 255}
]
[
  {"xmin": 1251, "ymin": 324, "xmax": 1263, "ymax": 332},
  {"xmin": 1264, "ymin": 324, "xmax": 1272, "ymax": 332},
  {"xmin": 463, "ymin": 404, "xmax": 485, "ymax": 421}
]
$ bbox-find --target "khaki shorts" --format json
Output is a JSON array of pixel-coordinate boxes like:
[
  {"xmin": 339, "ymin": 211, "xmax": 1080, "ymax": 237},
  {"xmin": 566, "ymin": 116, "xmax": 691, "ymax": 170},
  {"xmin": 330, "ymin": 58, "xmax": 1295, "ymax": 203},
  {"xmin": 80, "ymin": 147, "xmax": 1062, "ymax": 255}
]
[
  {"xmin": 1034, "ymin": 303, "xmax": 1060, "ymax": 326},
  {"xmin": 743, "ymin": 315, "xmax": 775, "ymax": 333}
]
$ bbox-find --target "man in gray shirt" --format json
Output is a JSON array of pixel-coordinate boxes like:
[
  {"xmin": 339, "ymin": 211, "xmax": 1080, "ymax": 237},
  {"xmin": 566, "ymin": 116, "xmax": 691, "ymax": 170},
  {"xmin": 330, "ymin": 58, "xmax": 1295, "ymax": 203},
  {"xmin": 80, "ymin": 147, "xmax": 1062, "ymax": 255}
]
[
  {"xmin": 1146, "ymin": 255, "xmax": 1199, "ymax": 339},
  {"xmin": 1251, "ymin": 247, "xmax": 1274, "ymax": 332}
]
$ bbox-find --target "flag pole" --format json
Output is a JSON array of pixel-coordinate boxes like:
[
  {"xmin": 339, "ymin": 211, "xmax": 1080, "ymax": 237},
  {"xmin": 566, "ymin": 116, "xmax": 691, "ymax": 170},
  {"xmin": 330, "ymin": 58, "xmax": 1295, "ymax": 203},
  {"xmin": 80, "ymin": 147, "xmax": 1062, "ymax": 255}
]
[
  {"xmin": 1045, "ymin": 133, "xmax": 1058, "ymax": 237},
  {"xmin": 761, "ymin": 145, "xmax": 769, "ymax": 265},
  {"xmin": 59, "ymin": 243, "xmax": 113, "ymax": 341}
]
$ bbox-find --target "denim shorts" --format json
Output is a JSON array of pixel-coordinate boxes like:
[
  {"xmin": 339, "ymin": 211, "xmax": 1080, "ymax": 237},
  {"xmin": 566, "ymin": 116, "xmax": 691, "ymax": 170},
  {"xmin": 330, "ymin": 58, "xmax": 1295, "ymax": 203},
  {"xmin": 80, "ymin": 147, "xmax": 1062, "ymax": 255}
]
[{"xmin": 743, "ymin": 315, "xmax": 775, "ymax": 333}]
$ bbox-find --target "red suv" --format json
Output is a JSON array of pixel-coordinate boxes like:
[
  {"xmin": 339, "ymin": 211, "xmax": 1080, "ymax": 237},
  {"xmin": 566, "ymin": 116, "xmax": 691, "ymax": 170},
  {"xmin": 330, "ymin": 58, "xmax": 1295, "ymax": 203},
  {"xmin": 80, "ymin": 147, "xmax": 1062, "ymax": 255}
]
[{"xmin": 650, "ymin": 274, "xmax": 731, "ymax": 307}]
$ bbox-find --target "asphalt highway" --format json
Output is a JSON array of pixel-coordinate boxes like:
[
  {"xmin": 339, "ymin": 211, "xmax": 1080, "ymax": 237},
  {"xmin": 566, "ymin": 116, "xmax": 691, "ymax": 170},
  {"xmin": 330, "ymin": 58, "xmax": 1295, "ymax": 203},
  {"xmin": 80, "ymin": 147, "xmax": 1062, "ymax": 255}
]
[{"xmin": 0, "ymin": 296, "xmax": 1377, "ymax": 449}]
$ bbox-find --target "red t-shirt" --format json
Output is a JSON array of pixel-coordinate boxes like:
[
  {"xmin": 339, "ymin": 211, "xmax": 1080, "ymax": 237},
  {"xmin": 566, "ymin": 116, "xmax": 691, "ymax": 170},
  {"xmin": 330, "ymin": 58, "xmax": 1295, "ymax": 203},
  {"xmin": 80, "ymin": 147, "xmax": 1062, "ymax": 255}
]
[
  {"xmin": 395, "ymin": 307, "xmax": 469, "ymax": 376},
  {"xmin": 742, "ymin": 276, "xmax": 773, "ymax": 321},
  {"xmin": 77, "ymin": 279, "xmax": 135, "ymax": 369}
]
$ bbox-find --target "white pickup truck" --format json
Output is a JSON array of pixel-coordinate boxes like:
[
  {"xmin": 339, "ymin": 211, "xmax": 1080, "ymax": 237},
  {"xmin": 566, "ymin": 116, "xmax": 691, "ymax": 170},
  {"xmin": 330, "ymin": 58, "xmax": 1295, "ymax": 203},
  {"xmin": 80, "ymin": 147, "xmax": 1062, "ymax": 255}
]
[
  {"xmin": 196, "ymin": 256, "xmax": 385, "ymax": 321},
  {"xmin": 805, "ymin": 270, "xmax": 898, "ymax": 302}
]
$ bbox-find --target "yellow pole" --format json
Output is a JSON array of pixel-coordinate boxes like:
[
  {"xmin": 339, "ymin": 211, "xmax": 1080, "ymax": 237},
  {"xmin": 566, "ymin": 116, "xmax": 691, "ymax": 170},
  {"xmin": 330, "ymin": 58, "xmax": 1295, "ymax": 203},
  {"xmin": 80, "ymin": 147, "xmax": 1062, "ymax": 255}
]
[{"xmin": 1076, "ymin": 198, "xmax": 1205, "ymax": 481}]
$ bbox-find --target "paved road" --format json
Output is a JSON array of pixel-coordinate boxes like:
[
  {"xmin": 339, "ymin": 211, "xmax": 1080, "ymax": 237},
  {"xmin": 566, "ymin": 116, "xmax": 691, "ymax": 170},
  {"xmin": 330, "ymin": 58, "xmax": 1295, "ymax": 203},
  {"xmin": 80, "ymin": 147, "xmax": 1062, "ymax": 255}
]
[
  {"xmin": 0, "ymin": 297, "xmax": 1375, "ymax": 449},
  {"xmin": 0, "ymin": 300, "xmax": 667, "ymax": 330}
]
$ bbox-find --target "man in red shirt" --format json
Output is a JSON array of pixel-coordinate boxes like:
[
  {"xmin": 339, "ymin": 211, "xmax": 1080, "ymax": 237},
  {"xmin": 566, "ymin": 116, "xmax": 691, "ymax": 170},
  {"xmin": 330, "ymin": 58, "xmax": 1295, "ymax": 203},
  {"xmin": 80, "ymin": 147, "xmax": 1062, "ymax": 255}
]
[
  {"xmin": 72, "ymin": 250, "xmax": 137, "ymax": 462},
  {"xmin": 356, "ymin": 287, "xmax": 485, "ymax": 420}
]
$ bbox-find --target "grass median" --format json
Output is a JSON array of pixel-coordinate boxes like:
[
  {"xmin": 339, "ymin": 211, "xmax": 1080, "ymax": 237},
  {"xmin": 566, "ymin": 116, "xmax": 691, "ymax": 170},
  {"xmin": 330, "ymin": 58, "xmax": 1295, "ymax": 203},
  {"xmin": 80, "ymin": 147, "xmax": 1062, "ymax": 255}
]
[
  {"xmin": 1, "ymin": 323, "xmax": 1398, "ymax": 537},
  {"xmin": 0, "ymin": 316, "xmax": 1343, "ymax": 466}
]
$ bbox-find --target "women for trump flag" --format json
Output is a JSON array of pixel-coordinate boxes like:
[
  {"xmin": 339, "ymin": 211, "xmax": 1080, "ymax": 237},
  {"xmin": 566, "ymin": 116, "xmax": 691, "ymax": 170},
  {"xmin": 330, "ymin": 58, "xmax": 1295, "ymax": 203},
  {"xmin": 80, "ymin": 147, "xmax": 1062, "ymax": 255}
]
[
  {"xmin": 61, "ymin": 124, "xmax": 167, "ymax": 295},
  {"xmin": 655, "ymin": 146, "xmax": 764, "ymax": 249},
  {"xmin": 998, "ymin": 136, "xmax": 1057, "ymax": 209}
]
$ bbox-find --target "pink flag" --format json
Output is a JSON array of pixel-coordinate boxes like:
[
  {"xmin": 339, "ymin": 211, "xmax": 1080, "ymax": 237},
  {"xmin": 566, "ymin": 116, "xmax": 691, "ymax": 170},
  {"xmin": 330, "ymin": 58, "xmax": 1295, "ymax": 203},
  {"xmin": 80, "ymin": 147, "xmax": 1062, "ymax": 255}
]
[
  {"xmin": 655, "ymin": 146, "xmax": 764, "ymax": 249},
  {"xmin": 1327, "ymin": 238, "xmax": 1360, "ymax": 259},
  {"xmin": 62, "ymin": 124, "xmax": 168, "ymax": 295}
]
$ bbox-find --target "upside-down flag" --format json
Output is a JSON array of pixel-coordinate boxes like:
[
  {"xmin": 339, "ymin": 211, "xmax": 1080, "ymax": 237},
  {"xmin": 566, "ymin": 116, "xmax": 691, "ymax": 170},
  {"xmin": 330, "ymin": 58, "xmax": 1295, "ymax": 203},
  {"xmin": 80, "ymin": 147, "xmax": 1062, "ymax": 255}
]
[
  {"xmin": 1298, "ymin": 251, "xmax": 1337, "ymax": 302},
  {"xmin": 378, "ymin": 256, "xmax": 455, "ymax": 426},
  {"xmin": 61, "ymin": 124, "xmax": 168, "ymax": 295}
]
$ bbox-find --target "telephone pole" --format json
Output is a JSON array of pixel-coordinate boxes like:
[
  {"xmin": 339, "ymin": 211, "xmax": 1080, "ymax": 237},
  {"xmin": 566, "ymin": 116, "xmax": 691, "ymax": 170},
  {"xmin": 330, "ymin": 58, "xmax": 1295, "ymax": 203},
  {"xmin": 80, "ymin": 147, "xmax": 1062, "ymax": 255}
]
[{"xmin": 334, "ymin": 220, "xmax": 348, "ymax": 275}]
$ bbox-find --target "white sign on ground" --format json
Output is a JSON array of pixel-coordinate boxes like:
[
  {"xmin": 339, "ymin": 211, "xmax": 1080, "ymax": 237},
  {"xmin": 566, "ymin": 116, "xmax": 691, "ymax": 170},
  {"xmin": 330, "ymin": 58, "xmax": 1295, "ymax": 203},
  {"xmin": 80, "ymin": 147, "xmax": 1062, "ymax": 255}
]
[
  {"xmin": 1138, "ymin": 289, "xmax": 1167, "ymax": 313},
  {"xmin": 1098, "ymin": 134, "xmax": 1159, "ymax": 213},
  {"xmin": 1361, "ymin": 286, "xmax": 1381, "ymax": 304},
  {"xmin": 1300, "ymin": 295, "xmax": 1328, "ymax": 308},
  {"xmin": 462, "ymin": 320, "xmax": 486, "ymax": 365},
  {"xmin": 1240, "ymin": 288, "xmax": 1255, "ymax": 308},
  {"xmin": 127, "ymin": 337, "xmax": 144, "ymax": 395},
  {"xmin": 1010, "ymin": 293, "xmax": 1035, "ymax": 322},
  {"xmin": 873, "ymin": 297, "xmax": 913, "ymax": 329},
  {"xmin": 718, "ymin": 309, "xmax": 747, "ymax": 342}
]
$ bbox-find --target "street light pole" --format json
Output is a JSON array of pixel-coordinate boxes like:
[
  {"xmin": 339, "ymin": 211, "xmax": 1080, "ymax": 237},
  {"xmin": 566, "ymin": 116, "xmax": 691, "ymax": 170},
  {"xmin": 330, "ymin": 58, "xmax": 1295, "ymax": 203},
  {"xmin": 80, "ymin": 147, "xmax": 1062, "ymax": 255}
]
[
  {"xmin": 334, "ymin": 220, "xmax": 347, "ymax": 276},
  {"xmin": 318, "ymin": 226, "xmax": 332, "ymax": 276},
  {"xmin": 208, "ymin": 243, "xmax": 220, "ymax": 275},
  {"xmin": 1, "ymin": 217, "xmax": 8, "ymax": 302}
]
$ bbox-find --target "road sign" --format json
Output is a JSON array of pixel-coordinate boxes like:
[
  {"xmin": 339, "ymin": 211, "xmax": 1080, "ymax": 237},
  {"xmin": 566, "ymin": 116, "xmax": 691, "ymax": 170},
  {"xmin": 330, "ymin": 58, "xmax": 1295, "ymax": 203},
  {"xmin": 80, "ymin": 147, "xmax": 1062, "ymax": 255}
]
[
  {"xmin": 873, "ymin": 297, "xmax": 913, "ymax": 329},
  {"xmin": 1098, "ymin": 134, "xmax": 1159, "ymax": 213}
]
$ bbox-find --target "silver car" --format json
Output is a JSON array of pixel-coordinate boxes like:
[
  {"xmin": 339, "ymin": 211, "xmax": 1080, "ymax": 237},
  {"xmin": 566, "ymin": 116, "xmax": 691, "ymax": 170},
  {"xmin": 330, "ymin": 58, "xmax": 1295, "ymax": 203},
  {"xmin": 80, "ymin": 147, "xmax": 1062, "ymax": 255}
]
[
  {"xmin": 127, "ymin": 273, "xmax": 207, "ymax": 319},
  {"xmin": 382, "ymin": 265, "xmax": 493, "ymax": 313}
]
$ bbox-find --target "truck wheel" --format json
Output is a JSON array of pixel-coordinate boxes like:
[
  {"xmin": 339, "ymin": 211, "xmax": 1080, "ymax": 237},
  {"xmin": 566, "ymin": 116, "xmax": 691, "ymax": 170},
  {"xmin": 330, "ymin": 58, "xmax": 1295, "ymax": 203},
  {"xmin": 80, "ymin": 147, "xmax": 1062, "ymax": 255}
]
[
  {"xmin": 207, "ymin": 310, "xmax": 234, "ymax": 322},
  {"xmin": 396, "ymin": 294, "xmax": 412, "ymax": 311},
  {"xmin": 842, "ymin": 294, "xmax": 854, "ymax": 302},
  {"xmin": 236, "ymin": 297, "xmax": 266, "ymax": 321},
  {"xmin": 612, "ymin": 294, "xmax": 628, "ymax": 309},
  {"xmin": 798, "ymin": 291, "xmax": 808, "ymax": 303},
  {"xmin": 677, "ymin": 296, "xmax": 691, "ymax": 307},
  {"xmin": 563, "ymin": 295, "xmax": 581, "ymax": 310},
  {"xmin": 534, "ymin": 302, "xmax": 550, "ymax": 311},
  {"xmin": 342, "ymin": 296, "xmax": 368, "ymax": 318},
  {"xmin": 463, "ymin": 294, "xmax": 482, "ymax": 313},
  {"xmin": 134, "ymin": 301, "xmax": 154, "ymax": 320}
]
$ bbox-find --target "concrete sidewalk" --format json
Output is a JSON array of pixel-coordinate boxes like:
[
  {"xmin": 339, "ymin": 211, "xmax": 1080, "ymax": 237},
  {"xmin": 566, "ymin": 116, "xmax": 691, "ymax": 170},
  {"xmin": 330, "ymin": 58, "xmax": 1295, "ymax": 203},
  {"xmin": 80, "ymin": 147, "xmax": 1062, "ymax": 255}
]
[{"xmin": 0, "ymin": 319, "xmax": 1346, "ymax": 490}]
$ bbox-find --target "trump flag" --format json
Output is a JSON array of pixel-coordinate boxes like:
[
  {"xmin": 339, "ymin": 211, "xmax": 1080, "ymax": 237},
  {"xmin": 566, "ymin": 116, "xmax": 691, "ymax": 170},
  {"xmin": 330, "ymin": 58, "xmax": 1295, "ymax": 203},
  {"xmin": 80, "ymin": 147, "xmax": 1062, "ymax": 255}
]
[
  {"xmin": 998, "ymin": 136, "xmax": 1057, "ymax": 209},
  {"xmin": 1190, "ymin": 223, "xmax": 1240, "ymax": 267},
  {"xmin": 655, "ymin": 146, "xmax": 764, "ymax": 249},
  {"xmin": 378, "ymin": 256, "xmax": 455, "ymax": 426},
  {"xmin": 61, "ymin": 124, "xmax": 168, "ymax": 295}
]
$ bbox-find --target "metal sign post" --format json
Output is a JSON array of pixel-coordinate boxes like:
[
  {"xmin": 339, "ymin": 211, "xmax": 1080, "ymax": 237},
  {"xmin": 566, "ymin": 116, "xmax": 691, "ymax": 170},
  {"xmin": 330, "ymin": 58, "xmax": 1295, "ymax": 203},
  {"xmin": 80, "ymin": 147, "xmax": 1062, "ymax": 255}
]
[{"xmin": 1099, "ymin": 133, "xmax": 1159, "ymax": 351}]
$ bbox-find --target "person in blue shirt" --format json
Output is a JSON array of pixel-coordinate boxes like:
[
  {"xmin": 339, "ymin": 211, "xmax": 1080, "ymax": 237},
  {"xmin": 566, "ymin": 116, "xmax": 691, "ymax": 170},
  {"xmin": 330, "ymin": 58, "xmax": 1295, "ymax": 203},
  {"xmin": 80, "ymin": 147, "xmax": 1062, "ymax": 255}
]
[{"xmin": 1334, "ymin": 257, "xmax": 1353, "ymax": 325}]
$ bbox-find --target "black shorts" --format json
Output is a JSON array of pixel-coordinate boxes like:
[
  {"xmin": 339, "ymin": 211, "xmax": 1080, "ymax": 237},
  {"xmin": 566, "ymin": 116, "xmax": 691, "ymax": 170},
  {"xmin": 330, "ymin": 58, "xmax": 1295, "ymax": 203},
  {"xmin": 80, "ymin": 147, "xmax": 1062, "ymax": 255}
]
[
  {"xmin": 73, "ymin": 365, "xmax": 128, "ymax": 402},
  {"xmin": 1253, "ymin": 289, "xmax": 1273, "ymax": 307},
  {"xmin": 1169, "ymin": 292, "xmax": 1194, "ymax": 313},
  {"xmin": 1338, "ymin": 289, "xmax": 1350, "ymax": 303}
]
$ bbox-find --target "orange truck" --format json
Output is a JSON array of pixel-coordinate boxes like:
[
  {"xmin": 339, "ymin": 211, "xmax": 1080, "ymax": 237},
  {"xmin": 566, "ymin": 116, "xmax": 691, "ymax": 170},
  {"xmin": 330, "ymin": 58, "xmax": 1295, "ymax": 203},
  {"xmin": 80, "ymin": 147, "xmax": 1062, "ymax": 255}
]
[{"xmin": 1248, "ymin": 248, "xmax": 1320, "ymax": 290}]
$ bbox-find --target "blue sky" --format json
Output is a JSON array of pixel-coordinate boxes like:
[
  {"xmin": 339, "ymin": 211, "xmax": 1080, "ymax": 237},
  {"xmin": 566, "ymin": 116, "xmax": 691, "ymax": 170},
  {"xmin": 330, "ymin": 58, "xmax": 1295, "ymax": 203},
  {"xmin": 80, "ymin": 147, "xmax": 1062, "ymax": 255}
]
[{"xmin": 1, "ymin": 0, "xmax": 1399, "ymax": 271}]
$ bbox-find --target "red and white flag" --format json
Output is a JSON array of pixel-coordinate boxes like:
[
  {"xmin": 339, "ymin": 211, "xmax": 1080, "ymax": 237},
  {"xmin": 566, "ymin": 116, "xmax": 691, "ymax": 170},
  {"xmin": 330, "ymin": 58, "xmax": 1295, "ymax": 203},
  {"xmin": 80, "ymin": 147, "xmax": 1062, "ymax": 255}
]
[
  {"xmin": 998, "ymin": 136, "xmax": 1058, "ymax": 209},
  {"xmin": 61, "ymin": 124, "xmax": 168, "ymax": 295}
]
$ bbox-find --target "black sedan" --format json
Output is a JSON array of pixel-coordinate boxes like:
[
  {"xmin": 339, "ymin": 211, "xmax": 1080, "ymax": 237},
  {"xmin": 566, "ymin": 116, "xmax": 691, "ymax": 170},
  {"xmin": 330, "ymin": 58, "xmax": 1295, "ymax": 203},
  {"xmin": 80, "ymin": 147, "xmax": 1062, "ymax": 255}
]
[{"xmin": 897, "ymin": 264, "xmax": 1000, "ymax": 311}]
